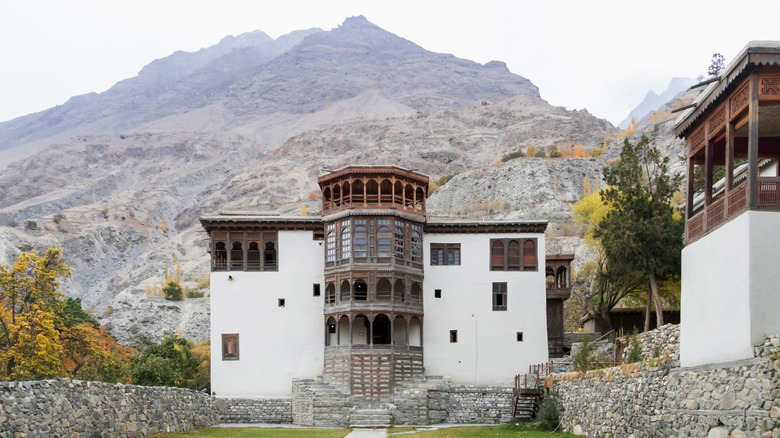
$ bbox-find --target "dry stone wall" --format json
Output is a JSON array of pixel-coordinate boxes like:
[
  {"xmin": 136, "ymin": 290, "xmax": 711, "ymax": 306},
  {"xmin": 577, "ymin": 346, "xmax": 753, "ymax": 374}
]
[
  {"xmin": 214, "ymin": 398, "xmax": 291, "ymax": 424},
  {"xmin": 0, "ymin": 378, "xmax": 216, "ymax": 437},
  {"xmin": 549, "ymin": 330, "xmax": 780, "ymax": 438}
]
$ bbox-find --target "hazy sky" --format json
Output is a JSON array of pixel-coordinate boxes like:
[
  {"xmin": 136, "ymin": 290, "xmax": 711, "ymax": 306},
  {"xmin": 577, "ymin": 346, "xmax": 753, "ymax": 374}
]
[{"xmin": 2, "ymin": 0, "xmax": 779, "ymax": 125}]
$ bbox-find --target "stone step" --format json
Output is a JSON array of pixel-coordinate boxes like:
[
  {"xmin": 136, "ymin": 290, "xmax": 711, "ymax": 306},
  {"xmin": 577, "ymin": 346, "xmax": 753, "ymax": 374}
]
[{"xmin": 350, "ymin": 408, "xmax": 392, "ymax": 427}]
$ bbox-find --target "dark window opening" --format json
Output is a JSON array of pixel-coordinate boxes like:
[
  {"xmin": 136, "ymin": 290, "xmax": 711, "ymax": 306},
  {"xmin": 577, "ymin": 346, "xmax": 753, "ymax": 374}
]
[
  {"xmin": 450, "ymin": 330, "xmax": 458, "ymax": 343},
  {"xmin": 222, "ymin": 334, "xmax": 239, "ymax": 360},
  {"xmin": 247, "ymin": 241, "xmax": 261, "ymax": 270},
  {"xmin": 214, "ymin": 242, "xmax": 227, "ymax": 269},
  {"xmin": 354, "ymin": 280, "xmax": 368, "ymax": 300},
  {"xmin": 230, "ymin": 241, "xmax": 244, "ymax": 270},
  {"xmin": 434, "ymin": 289, "xmax": 442, "ymax": 298},
  {"xmin": 313, "ymin": 284, "xmax": 321, "ymax": 297},
  {"xmin": 313, "ymin": 231, "xmax": 325, "ymax": 240},
  {"xmin": 264, "ymin": 242, "xmax": 277, "ymax": 271},
  {"xmin": 372, "ymin": 315, "xmax": 391, "ymax": 344},
  {"xmin": 493, "ymin": 282, "xmax": 507, "ymax": 311},
  {"xmin": 328, "ymin": 324, "xmax": 336, "ymax": 334},
  {"xmin": 517, "ymin": 332, "xmax": 524, "ymax": 342},
  {"xmin": 278, "ymin": 298, "xmax": 285, "ymax": 307}
]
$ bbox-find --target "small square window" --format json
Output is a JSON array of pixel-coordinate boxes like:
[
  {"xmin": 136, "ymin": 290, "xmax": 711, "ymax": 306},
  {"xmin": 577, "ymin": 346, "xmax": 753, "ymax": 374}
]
[
  {"xmin": 450, "ymin": 330, "xmax": 458, "ymax": 343},
  {"xmin": 313, "ymin": 284, "xmax": 321, "ymax": 296},
  {"xmin": 517, "ymin": 332, "xmax": 524, "ymax": 342},
  {"xmin": 222, "ymin": 334, "xmax": 239, "ymax": 360},
  {"xmin": 278, "ymin": 298, "xmax": 285, "ymax": 307},
  {"xmin": 313, "ymin": 231, "xmax": 325, "ymax": 240},
  {"xmin": 434, "ymin": 289, "xmax": 442, "ymax": 298}
]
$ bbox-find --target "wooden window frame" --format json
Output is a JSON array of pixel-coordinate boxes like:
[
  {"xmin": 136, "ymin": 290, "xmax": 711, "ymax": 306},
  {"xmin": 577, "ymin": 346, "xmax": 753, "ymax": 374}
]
[
  {"xmin": 492, "ymin": 282, "xmax": 507, "ymax": 311},
  {"xmin": 490, "ymin": 238, "xmax": 537, "ymax": 271},
  {"xmin": 430, "ymin": 243, "xmax": 461, "ymax": 266},
  {"xmin": 222, "ymin": 333, "xmax": 239, "ymax": 360}
]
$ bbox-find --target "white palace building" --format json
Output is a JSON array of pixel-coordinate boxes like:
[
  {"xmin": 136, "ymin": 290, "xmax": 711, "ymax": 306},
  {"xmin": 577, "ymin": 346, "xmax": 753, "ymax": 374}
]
[{"xmin": 201, "ymin": 166, "xmax": 569, "ymax": 407}]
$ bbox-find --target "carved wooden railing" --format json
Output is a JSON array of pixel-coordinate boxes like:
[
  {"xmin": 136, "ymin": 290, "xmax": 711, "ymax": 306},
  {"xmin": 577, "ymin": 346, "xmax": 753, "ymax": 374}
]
[
  {"xmin": 727, "ymin": 184, "xmax": 748, "ymax": 218},
  {"xmin": 706, "ymin": 197, "xmax": 725, "ymax": 230},
  {"xmin": 688, "ymin": 212, "xmax": 704, "ymax": 242},
  {"xmin": 758, "ymin": 177, "xmax": 780, "ymax": 207}
]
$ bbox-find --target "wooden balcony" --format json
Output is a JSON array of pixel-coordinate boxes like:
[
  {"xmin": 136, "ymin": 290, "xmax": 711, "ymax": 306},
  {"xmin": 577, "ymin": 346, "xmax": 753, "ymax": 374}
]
[{"xmin": 687, "ymin": 177, "xmax": 780, "ymax": 243}]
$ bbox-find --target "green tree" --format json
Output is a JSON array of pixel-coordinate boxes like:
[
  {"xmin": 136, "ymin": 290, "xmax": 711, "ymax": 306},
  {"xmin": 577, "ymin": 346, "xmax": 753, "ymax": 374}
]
[
  {"xmin": 549, "ymin": 146, "xmax": 563, "ymax": 158},
  {"xmin": 594, "ymin": 136, "xmax": 684, "ymax": 331},
  {"xmin": 130, "ymin": 336, "xmax": 204, "ymax": 389},
  {"xmin": 163, "ymin": 281, "xmax": 183, "ymax": 301}
]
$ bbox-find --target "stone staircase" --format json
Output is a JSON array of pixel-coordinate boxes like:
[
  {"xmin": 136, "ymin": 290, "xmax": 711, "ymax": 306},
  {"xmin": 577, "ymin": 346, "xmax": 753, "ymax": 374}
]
[{"xmin": 350, "ymin": 407, "xmax": 392, "ymax": 427}]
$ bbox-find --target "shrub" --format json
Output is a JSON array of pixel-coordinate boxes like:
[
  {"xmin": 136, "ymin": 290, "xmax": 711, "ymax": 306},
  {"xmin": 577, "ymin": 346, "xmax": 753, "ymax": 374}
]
[
  {"xmin": 163, "ymin": 281, "xmax": 183, "ymax": 301},
  {"xmin": 187, "ymin": 290, "xmax": 204, "ymax": 299},
  {"xmin": 549, "ymin": 146, "xmax": 563, "ymax": 158},
  {"xmin": 25, "ymin": 220, "xmax": 38, "ymax": 230},
  {"xmin": 536, "ymin": 390, "xmax": 563, "ymax": 430},
  {"xmin": 501, "ymin": 150, "xmax": 526, "ymax": 162},
  {"xmin": 196, "ymin": 275, "xmax": 210, "ymax": 290},
  {"xmin": 100, "ymin": 208, "xmax": 109, "ymax": 219},
  {"xmin": 106, "ymin": 306, "xmax": 115, "ymax": 315},
  {"xmin": 626, "ymin": 330, "xmax": 643, "ymax": 364},
  {"xmin": 574, "ymin": 334, "xmax": 592, "ymax": 372},
  {"xmin": 535, "ymin": 149, "xmax": 546, "ymax": 158},
  {"xmin": 52, "ymin": 213, "xmax": 66, "ymax": 225}
]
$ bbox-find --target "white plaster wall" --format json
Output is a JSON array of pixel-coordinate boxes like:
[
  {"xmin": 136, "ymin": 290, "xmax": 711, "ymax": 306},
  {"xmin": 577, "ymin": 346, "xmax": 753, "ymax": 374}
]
[
  {"xmin": 210, "ymin": 230, "xmax": 325, "ymax": 398},
  {"xmin": 681, "ymin": 212, "xmax": 753, "ymax": 367},
  {"xmin": 748, "ymin": 211, "xmax": 780, "ymax": 345},
  {"xmin": 423, "ymin": 232, "xmax": 548, "ymax": 385}
]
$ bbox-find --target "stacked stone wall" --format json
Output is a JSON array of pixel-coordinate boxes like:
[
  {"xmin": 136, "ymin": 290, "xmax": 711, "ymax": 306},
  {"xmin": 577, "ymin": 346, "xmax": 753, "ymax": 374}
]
[
  {"xmin": 550, "ymin": 330, "xmax": 780, "ymax": 437},
  {"xmin": 0, "ymin": 378, "xmax": 216, "ymax": 437},
  {"xmin": 214, "ymin": 398, "xmax": 291, "ymax": 424},
  {"xmin": 442, "ymin": 385, "xmax": 514, "ymax": 423}
]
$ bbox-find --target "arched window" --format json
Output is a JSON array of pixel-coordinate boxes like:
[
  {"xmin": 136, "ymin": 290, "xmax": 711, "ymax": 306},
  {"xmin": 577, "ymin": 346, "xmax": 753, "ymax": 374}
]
[
  {"xmin": 230, "ymin": 241, "xmax": 243, "ymax": 270},
  {"xmin": 263, "ymin": 242, "xmax": 277, "ymax": 271},
  {"xmin": 247, "ymin": 241, "xmax": 261, "ymax": 270},
  {"xmin": 326, "ymin": 283, "xmax": 336, "ymax": 305},
  {"xmin": 507, "ymin": 240, "xmax": 521, "ymax": 271},
  {"xmin": 393, "ymin": 316, "xmax": 407, "ymax": 345},
  {"xmin": 333, "ymin": 184, "xmax": 341, "ymax": 207},
  {"xmin": 326, "ymin": 316, "xmax": 337, "ymax": 347},
  {"xmin": 354, "ymin": 280, "xmax": 368, "ymax": 301},
  {"xmin": 323, "ymin": 187, "xmax": 332, "ymax": 208},
  {"xmin": 353, "ymin": 180, "xmax": 364, "ymax": 204},
  {"xmin": 415, "ymin": 187, "xmax": 425, "ymax": 210},
  {"xmin": 557, "ymin": 267, "xmax": 568, "ymax": 288},
  {"xmin": 394, "ymin": 227, "xmax": 405, "ymax": 260},
  {"xmin": 377, "ymin": 226, "xmax": 392, "ymax": 257},
  {"xmin": 394, "ymin": 181, "xmax": 404, "ymax": 205},
  {"xmin": 213, "ymin": 242, "xmax": 227, "ymax": 269},
  {"xmin": 372, "ymin": 314, "xmax": 391, "ymax": 345},
  {"xmin": 341, "ymin": 226, "xmax": 351, "ymax": 259},
  {"xmin": 411, "ymin": 231, "xmax": 421, "ymax": 263},
  {"xmin": 380, "ymin": 179, "xmax": 393, "ymax": 203},
  {"xmin": 342, "ymin": 181, "xmax": 351, "ymax": 205},
  {"xmin": 366, "ymin": 179, "xmax": 379, "ymax": 203},
  {"xmin": 394, "ymin": 279, "xmax": 405, "ymax": 303},
  {"xmin": 340, "ymin": 280, "xmax": 351, "ymax": 302},
  {"xmin": 409, "ymin": 317, "xmax": 422, "ymax": 347},
  {"xmin": 326, "ymin": 231, "xmax": 336, "ymax": 262},
  {"xmin": 376, "ymin": 278, "xmax": 392, "ymax": 301},
  {"xmin": 354, "ymin": 226, "xmax": 367, "ymax": 257},
  {"xmin": 546, "ymin": 267, "xmax": 555, "ymax": 288},
  {"xmin": 405, "ymin": 184, "xmax": 414, "ymax": 208},
  {"xmin": 491, "ymin": 240, "xmax": 504, "ymax": 271},
  {"xmin": 410, "ymin": 283, "xmax": 422, "ymax": 304},
  {"xmin": 523, "ymin": 240, "xmax": 537, "ymax": 271}
]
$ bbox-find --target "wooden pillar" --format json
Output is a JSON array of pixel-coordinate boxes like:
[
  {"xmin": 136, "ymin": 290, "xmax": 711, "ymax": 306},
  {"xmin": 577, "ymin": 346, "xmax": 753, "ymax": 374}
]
[
  {"xmin": 748, "ymin": 74, "xmax": 760, "ymax": 209},
  {"xmin": 705, "ymin": 135, "xmax": 713, "ymax": 205},
  {"xmin": 369, "ymin": 314, "xmax": 374, "ymax": 347},
  {"xmin": 726, "ymin": 118, "xmax": 735, "ymax": 191},
  {"xmin": 405, "ymin": 317, "xmax": 410, "ymax": 347},
  {"xmin": 687, "ymin": 146, "xmax": 695, "ymax": 219}
]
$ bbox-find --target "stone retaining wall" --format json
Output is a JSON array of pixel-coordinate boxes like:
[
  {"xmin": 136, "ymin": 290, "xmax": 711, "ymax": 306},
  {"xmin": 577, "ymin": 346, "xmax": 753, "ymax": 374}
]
[
  {"xmin": 0, "ymin": 378, "xmax": 216, "ymax": 437},
  {"xmin": 214, "ymin": 398, "xmax": 291, "ymax": 424},
  {"xmin": 550, "ymin": 331, "xmax": 780, "ymax": 437}
]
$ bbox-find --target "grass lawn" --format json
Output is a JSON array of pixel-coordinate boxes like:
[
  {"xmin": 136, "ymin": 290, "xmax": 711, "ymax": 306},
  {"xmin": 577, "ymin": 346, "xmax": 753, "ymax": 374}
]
[
  {"xmin": 389, "ymin": 423, "xmax": 578, "ymax": 437},
  {"xmin": 155, "ymin": 427, "xmax": 351, "ymax": 437}
]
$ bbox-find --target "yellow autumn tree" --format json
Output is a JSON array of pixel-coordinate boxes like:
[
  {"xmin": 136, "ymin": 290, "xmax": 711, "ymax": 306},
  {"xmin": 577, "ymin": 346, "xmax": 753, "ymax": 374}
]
[
  {"xmin": 572, "ymin": 190, "xmax": 613, "ymax": 245},
  {"xmin": 2, "ymin": 305, "xmax": 64, "ymax": 380}
]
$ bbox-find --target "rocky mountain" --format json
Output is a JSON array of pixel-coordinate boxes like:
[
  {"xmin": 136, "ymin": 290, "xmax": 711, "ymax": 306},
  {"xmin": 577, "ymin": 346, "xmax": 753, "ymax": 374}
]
[
  {"xmin": 0, "ymin": 16, "xmax": 537, "ymax": 168},
  {"xmin": 0, "ymin": 16, "xmax": 628, "ymax": 345},
  {"xmin": 618, "ymin": 77, "xmax": 695, "ymax": 129}
]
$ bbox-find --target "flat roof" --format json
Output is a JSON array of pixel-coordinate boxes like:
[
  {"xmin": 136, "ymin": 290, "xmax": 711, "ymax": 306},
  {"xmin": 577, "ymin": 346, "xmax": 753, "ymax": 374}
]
[{"xmin": 425, "ymin": 218, "xmax": 548, "ymax": 234}]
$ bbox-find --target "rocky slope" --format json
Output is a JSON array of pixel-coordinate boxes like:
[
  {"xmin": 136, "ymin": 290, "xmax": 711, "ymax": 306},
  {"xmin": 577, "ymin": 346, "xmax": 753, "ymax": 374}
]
[{"xmin": 0, "ymin": 17, "xmax": 649, "ymax": 346}]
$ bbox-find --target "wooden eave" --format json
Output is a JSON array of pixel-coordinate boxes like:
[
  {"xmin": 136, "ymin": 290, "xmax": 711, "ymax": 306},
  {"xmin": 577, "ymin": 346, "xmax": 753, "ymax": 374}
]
[
  {"xmin": 200, "ymin": 215, "xmax": 324, "ymax": 232},
  {"xmin": 676, "ymin": 43, "xmax": 780, "ymax": 138},
  {"xmin": 545, "ymin": 253, "xmax": 575, "ymax": 262},
  {"xmin": 424, "ymin": 220, "xmax": 548, "ymax": 234},
  {"xmin": 323, "ymin": 208, "xmax": 426, "ymax": 223}
]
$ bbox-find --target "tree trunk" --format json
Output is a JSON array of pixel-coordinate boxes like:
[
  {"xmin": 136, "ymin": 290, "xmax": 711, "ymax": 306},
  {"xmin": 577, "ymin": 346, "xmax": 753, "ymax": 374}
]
[
  {"xmin": 592, "ymin": 308, "xmax": 613, "ymax": 334},
  {"xmin": 644, "ymin": 285, "xmax": 652, "ymax": 332},
  {"xmin": 649, "ymin": 272, "xmax": 664, "ymax": 328}
]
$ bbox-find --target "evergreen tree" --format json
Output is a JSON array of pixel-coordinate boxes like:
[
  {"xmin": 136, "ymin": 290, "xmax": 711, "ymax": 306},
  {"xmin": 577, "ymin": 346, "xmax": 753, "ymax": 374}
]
[{"xmin": 594, "ymin": 136, "xmax": 684, "ymax": 331}]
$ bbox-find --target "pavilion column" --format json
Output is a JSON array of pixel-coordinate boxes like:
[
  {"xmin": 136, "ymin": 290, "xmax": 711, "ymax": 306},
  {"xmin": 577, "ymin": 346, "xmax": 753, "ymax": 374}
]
[
  {"xmin": 705, "ymin": 136, "xmax": 713, "ymax": 205},
  {"xmin": 725, "ymin": 105, "xmax": 735, "ymax": 191},
  {"xmin": 748, "ymin": 73, "xmax": 760, "ymax": 210},
  {"xmin": 687, "ymin": 148, "xmax": 695, "ymax": 220},
  {"xmin": 336, "ymin": 317, "xmax": 340, "ymax": 346},
  {"xmin": 369, "ymin": 314, "xmax": 374, "ymax": 347}
]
